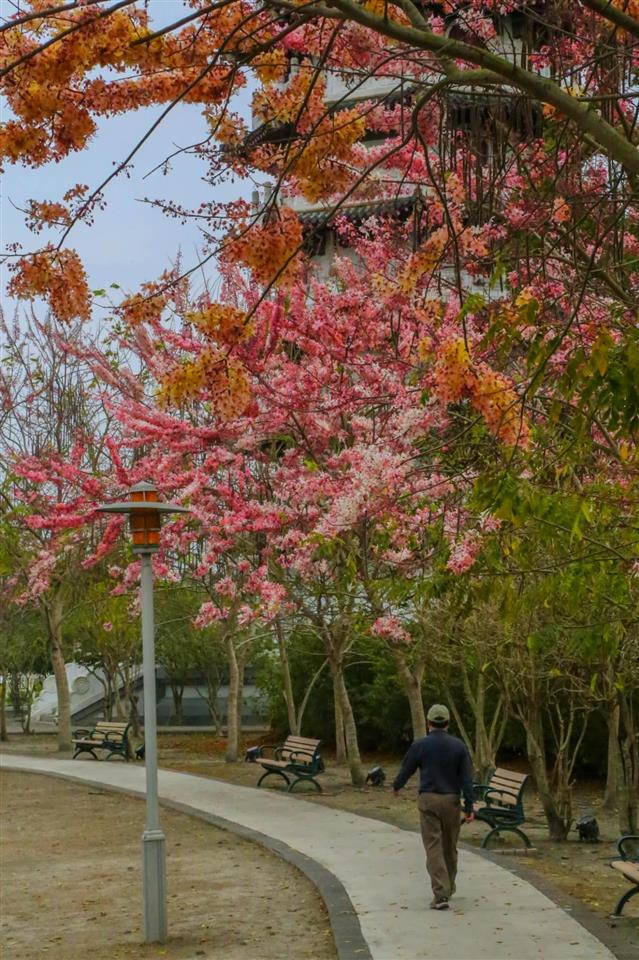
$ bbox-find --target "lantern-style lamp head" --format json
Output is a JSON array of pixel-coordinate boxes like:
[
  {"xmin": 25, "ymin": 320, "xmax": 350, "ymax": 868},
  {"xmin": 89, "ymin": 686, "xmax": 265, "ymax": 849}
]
[{"xmin": 96, "ymin": 481, "xmax": 189, "ymax": 553}]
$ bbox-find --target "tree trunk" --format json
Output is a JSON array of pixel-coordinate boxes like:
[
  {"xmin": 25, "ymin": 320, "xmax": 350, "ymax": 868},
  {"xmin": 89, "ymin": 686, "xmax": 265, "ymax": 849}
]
[
  {"xmin": 473, "ymin": 727, "xmax": 495, "ymax": 783},
  {"xmin": 331, "ymin": 660, "xmax": 365, "ymax": 786},
  {"xmin": 456, "ymin": 666, "xmax": 505, "ymax": 781},
  {"xmin": 209, "ymin": 699, "xmax": 221, "ymax": 736},
  {"xmin": 617, "ymin": 693, "xmax": 638, "ymax": 835},
  {"xmin": 204, "ymin": 669, "xmax": 221, "ymax": 735},
  {"xmin": 46, "ymin": 598, "xmax": 72, "ymax": 751},
  {"xmin": 129, "ymin": 692, "xmax": 141, "ymax": 737},
  {"xmin": 446, "ymin": 685, "xmax": 496, "ymax": 782},
  {"xmin": 225, "ymin": 635, "xmax": 241, "ymax": 762},
  {"xmin": 104, "ymin": 674, "xmax": 114, "ymax": 720},
  {"xmin": 333, "ymin": 675, "xmax": 346, "ymax": 762},
  {"xmin": 525, "ymin": 721, "xmax": 570, "ymax": 841},
  {"xmin": 121, "ymin": 665, "xmax": 140, "ymax": 737},
  {"xmin": 396, "ymin": 655, "xmax": 426, "ymax": 739},
  {"xmin": 0, "ymin": 679, "xmax": 7, "ymax": 741},
  {"xmin": 297, "ymin": 659, "xmax": 328, "ymax": 735},
  {"xmin": 276, "ymin": 619, "xmax": 298, "ymax": 734},
  {"xmin": 9, "ymin": 671, "xmax": 23, "ymax": 720},
  {"xmin": 22, "ymin": 679, "xmax": 34, "ymax": 734},
  {"xmin": 50, "ymin": 635, "xmax": 71, "ymax": 749},
  {"xmin": 236, "ymin": 657, "xmax": 246, "ymax": 753},
  {"xmin": 542, "ymin": 804, "xmax": 571, "ymax": 842},
  {"xmin": 473, "ymin": 675, "xmax": 495, "ymax": 781},
  {"xmin": 618, "ymin": 762, "xmax": 638, "ymax": 836},
  {"xmin": 170, "ymin": 684, "xmax": 184, "ymax": 725},
  {"xmin": 603, "ymin": 703, "xmax": 620, "ymax": 810},
  {"xmin": 203, "ymin": 666, "xmax": 221, "ymax": 734},
  {"xmin": 113, "ymin": 675, "xmax": 125, "ymax": 720}
]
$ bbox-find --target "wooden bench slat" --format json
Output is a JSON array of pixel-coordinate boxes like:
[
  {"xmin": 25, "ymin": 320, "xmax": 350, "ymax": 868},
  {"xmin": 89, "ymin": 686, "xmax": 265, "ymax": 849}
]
[
  {"xmin": 485, "ymin": 792, "xmax": 519, "ymax": 806},
  {"xmin": 493, "ymin": 767, "xmax": 527, "ymax": 779},
  {"xmin": 488, "ymin": 775, "xmax": 522, "ymax": 788},
  {"xmin": 475, "ymin": 793, "xmax": 518, "ymax": 808},
  {"xmin": 73, "ymin": 738, "xmax": 119, "ymax": 746},
  {"xmin": 487, "ymin": 779, "xmax": 522, "ymax": 795},
  {"xmin": 265, "ymin": 755, "xmax": 312, "ymax": 766},
  {"xmin": 490, "ymin": 770, "xmax": 524, "ymax": 783},
  {"xmin": 492, "ymin": 769, "xmax": 527, "ymax": 783},
  {"xmin": 611, "ymin": 860, "xmax": 639, "ymax": 883},
  {"xmin": 490, "ymin": 781, "xmax": 525, "ymax": 792},
  {"xmin": 473, "ymin": 800, "xmax": 519, "ymax": 812}
]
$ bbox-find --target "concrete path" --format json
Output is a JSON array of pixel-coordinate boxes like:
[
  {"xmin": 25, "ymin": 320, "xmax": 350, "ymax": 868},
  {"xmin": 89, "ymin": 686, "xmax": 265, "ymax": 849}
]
[{"xmin": 1, "ymin": 754, "xmax": 617, "ymax": 960}]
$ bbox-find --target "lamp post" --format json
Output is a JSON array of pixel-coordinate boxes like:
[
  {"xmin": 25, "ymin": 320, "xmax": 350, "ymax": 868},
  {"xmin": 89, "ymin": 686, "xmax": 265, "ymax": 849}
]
[{"xmin": 97, "ymin": 481, "xmax": 188, "ymax": 943}]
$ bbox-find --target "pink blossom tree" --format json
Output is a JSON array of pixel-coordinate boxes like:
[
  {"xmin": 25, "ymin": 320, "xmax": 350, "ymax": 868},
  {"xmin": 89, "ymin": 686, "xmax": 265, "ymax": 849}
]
[
  {"xmin": 71, "ymin": 224, "xmax": 522, "ymax": 777},
  {"xmin": 1, "ymin": 312, "xmax": 120, "ymax": 749}
]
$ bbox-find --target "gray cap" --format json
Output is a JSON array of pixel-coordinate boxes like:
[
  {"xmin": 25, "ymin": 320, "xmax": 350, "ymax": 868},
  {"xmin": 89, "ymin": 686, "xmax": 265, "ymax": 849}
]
[{"xmin": 427, "ymin": 703, "xmax": 450, "ymax": 723}]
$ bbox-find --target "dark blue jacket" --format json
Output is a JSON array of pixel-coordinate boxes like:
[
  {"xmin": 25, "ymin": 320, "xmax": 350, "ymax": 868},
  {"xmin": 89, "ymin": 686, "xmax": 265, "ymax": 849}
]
[{"xmin": 393, "ymin": 730, "xmax": 474, "ymax": 813}]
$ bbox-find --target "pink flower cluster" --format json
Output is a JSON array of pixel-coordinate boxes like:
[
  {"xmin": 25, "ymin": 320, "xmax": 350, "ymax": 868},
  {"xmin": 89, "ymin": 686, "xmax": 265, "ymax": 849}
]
[
  {"xmin": 446, "ymin": 531, "xmax": 482, "ymax": 574},
  {"xmin": 194, "ymin": 601, "xmax": 225, "ymax": 628},
  {"xmin": 371, "ymin": 615, "xmax": 413, "ymax": 647}
]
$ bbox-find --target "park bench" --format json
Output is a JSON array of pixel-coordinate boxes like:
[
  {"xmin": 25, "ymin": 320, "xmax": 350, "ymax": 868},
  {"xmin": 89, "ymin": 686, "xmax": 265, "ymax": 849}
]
[
  {"xmin": 609, "ymin": 835, "xmax": 639, "ymax": 917},
  {"xmin": 473, "ymin": 767, "xmax": 531, "ymax": 849},
  {"xmin": 72, "ymin": 721, "xmax": 133, "ymax": 761},
  {"xmin": 255, "ymin": 735, "xmax": 324, "ymax": 793}
]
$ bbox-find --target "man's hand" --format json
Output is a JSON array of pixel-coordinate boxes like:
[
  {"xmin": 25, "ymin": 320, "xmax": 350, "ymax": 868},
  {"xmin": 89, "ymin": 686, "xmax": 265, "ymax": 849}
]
[
  {"xmin": 463, "ymin": 812, "xmax": 475, "ymax": 823},
  {"xmin": 393, "ymin": 788, "xmax": 401, "ymax": 798}
]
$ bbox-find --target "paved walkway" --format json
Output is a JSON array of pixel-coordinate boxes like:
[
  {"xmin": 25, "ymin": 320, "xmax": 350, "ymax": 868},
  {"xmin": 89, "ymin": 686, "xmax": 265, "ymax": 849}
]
[{"xmin": 1, "ymin": 755, "xmax": 617, "ymax": 960}]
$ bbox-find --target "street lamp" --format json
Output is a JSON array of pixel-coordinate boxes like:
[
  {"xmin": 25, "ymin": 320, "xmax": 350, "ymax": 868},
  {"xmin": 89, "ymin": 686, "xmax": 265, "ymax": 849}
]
[{"xmin": 97, "ymin": 481, "xmax": 188, "ymax": 943}]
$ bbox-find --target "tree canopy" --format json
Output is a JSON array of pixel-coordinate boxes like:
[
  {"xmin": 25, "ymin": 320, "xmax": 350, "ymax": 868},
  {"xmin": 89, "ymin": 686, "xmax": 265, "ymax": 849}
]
[{"xmin": 1, "ymin": 0, "xmax": 638, "ymax": 833}]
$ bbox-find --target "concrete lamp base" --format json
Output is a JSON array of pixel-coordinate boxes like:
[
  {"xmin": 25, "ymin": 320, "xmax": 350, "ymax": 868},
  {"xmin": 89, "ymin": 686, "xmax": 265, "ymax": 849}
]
[{"xmin": 142, "ymin": 829, "xmax": 167, "ymax": 942}]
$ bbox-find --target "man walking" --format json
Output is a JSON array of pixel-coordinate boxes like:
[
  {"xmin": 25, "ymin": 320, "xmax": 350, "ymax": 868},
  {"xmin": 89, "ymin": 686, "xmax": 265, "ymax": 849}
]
[{"xmin": 393, "ymin": 704, "xmax": 475, "ymax": 910}]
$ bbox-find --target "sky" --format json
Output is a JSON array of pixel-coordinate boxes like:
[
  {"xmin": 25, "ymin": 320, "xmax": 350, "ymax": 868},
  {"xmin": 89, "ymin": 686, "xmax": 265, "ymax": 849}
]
[{"xmin": 0, "ymin": 2, "xmax": 253, "ymax": 319}]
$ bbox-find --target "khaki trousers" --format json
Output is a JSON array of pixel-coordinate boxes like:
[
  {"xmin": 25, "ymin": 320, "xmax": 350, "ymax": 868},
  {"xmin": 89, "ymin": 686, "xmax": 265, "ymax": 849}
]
[{"xmin": 417, "ymin": 792, "xmax": 461, "ymax": 899}]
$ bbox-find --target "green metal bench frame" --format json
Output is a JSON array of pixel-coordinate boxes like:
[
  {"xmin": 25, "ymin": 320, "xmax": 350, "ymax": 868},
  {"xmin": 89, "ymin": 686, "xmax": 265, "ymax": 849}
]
[
  {"xmin": 72, "ymin": 721, "xmax": 132, "ymax": 761},
  {"xmin": 473, "ymin": 768, "xmax": 531, "ymax": 849},
  {"xmin": 610, "ymin": 835, "xmax": 639, "ymax": 917},
  {"xmin": 256, "ymin": 736, "xmax": 324, "ymax": 793}
]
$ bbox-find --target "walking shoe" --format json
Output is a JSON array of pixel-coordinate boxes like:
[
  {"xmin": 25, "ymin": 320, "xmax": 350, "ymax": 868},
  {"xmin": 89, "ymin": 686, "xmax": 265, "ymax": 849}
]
[{"xmin": 430, "ymin": 897, "xmax": 449, "ymax": 910}]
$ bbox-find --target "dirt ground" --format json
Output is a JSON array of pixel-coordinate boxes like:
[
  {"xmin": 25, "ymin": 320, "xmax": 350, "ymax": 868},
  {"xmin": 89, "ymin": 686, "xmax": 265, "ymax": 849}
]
[
  {"xmin": 2, "ymin": 731, "xmax": 637, "ymax": 954},
  {"xmin": 0, "ymin": 771, "xmax": 336, "ymax": 960}
]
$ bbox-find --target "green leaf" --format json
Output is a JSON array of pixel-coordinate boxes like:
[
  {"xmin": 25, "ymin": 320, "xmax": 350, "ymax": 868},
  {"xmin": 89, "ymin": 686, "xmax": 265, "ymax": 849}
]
[{"xmin": 457, "ymin": 293, "xmax": 486, "ymax": 322}]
